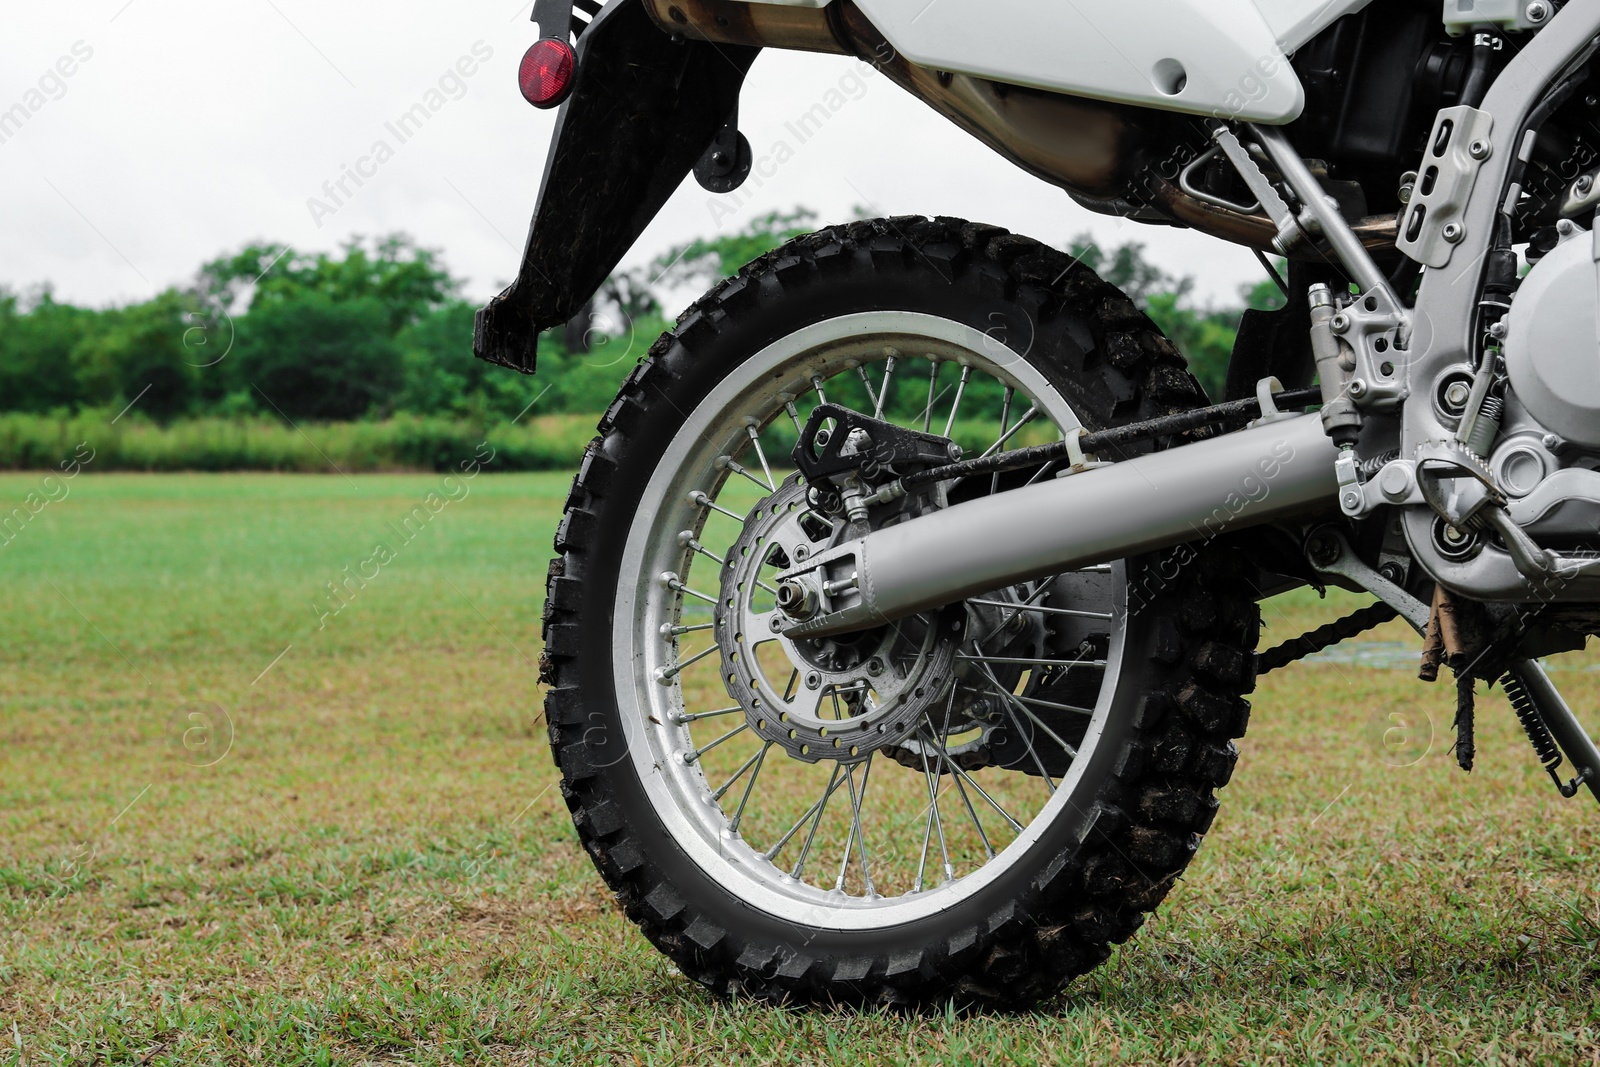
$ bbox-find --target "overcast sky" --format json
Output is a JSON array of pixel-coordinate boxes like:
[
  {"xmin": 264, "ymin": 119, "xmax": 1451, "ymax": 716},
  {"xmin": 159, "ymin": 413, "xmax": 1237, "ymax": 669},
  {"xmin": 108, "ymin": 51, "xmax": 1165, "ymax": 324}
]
[{"xmin": 2, "ymin": 0, "xmax": 1266, "ymax": 313}]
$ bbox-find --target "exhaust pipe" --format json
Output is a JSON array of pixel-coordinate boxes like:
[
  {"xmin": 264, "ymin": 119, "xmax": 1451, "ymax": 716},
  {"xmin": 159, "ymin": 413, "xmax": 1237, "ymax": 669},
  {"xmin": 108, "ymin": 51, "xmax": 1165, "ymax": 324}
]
[{"xmin": 781, "ymin": 415, "xmax": 1339, "ymax": 637}]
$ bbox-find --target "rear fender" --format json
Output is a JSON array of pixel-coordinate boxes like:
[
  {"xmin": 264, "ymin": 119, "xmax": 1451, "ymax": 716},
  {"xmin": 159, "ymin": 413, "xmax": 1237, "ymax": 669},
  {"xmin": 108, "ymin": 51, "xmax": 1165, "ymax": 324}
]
[{"xmin": 474, "ymin": 0, "xmax": 757, "ymax": 372}]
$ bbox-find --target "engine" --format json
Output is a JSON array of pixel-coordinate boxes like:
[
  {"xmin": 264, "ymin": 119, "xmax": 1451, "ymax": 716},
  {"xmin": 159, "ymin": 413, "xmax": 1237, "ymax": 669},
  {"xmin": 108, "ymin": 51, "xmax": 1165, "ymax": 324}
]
[{"xmin": 1494, "ymin": 220, "xmax": 1600, "ymax": 548}]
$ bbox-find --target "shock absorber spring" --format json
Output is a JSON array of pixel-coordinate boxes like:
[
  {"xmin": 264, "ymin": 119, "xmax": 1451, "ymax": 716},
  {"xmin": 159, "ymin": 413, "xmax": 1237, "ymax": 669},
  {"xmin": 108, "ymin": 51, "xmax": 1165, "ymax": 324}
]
[{"xmin": 1502, "ymin": 670, "xmax": 1582, "ymax": 797}]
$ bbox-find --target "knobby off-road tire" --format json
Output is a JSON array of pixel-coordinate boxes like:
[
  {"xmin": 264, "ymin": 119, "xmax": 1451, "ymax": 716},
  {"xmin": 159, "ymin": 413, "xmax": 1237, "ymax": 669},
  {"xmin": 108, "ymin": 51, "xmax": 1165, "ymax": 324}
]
[{"xmin": 541, "ymin": 217, "xmax": 1259, "ymax": 1008}]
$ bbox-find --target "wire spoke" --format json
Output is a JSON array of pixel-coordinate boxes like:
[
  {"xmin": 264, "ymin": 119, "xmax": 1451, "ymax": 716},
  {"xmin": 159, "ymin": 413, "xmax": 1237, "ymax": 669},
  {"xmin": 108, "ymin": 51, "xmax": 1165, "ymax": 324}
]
[
  {"xmin": 719, "ymin": 455, "xmax": 773, "ymax": 493},
  {"xmin": 657, "ymin": 643, "xmax": 718, "ymax": 682},
  {"xmin": 662, "ymin": 621, "xmax": 714, "ymax": 636},
  {"xmin": 998, "ymin": 694, "xmax": 1057, "ymax": 793},
  {"xmin": 1010, "ymin": 691, "xmax": 1095, "ymax": 716},
  {"xmin": 744, "ymin": 425, "xmax": 777, "ymax": 491},
  {"xmin": 917, "ymin": 746, "xmax": 953, "ymax": 890},
  {"xmin": 683, "ymin": 722, "xmax": 749, "ymax": 765},
  {"xmin": 712, "ymin": 743, "xmax": 768, "ymax": 801},
  {"xmin": 966, "ymin": 598, "xmax": 1113, "ymax": 620},
  {"xmin": 689, "ymin": 490, "xmax": 744, "ymax": 521},
  {"xmin": 729, "ymin": 743, "xmax": 771, "ymax": 834},
  {"xmin": 789, "ymin": 763, "xmax": 844, "ymax": 878},
  {"xmin": 979, "ymin": 405, "xmax": 1039, "ymax": 458},
  {"xmin": 811, "ymin": 375, "xmax": 828, "ymax": 406},
  {"xmin": 676, "ymin": 704, "xmax": 744, "ymax": 724},
  {"xmin": 943, "ymin": 364, "xmax": 972, "ymax": 437},
  {"xmin": 834, "ymin": 754, "xmax": 876, "ymax": 895},
  {"xmin": 957, "ymin": 654, "xmax": 1108, "ymax": 669},
  {"xmin": 991, "ymin": 386, "xmax": 1014, "ymax": 497},
  {"xmin": 679, "ymin": 532, "xmax": 726, "ymax": 567},
  {"xmin": 873, "ymin": 353, "xmax": 897, "ymax": 420},
  {"xmin": 923, "ymin": 359, "xmax": 940, "ymax": 432},
  {"xmin": 921, "ymin": 728, "xmax": 997, "ymax": 856},
  {"xmin": 971, "ymin": 661, "xmax": 1081, "ymax": 764}
]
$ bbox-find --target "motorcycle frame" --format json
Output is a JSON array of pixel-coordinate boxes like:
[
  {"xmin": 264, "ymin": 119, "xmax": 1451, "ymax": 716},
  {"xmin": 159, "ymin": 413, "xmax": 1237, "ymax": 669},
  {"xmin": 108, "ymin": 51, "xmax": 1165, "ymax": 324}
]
[{"xmin": 778, "ymin": 0, "xmax": 1600, "ymax": 637}]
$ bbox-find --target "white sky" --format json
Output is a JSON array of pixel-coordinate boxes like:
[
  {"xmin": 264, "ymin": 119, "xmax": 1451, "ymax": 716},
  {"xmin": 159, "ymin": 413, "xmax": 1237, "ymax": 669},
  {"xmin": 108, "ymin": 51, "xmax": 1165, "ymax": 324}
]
[{"xmin": 0, "ymin": 0, "xmax": 1265, "ymax": 312}]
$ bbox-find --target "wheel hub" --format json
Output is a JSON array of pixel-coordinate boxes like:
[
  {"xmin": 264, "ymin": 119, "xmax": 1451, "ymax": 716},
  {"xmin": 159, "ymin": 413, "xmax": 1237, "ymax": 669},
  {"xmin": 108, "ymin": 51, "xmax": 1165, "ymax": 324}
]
[{"xmin": 715, "ymin": 475, "xmax": 963, "ymax": 765}]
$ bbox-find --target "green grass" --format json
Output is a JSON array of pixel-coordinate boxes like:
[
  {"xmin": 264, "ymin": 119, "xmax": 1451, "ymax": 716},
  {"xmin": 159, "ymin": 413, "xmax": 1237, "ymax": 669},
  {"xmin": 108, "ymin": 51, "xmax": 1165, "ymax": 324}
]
[{"xmin": 1, "ymin": 472, "xmax": 1598, "ymax": 1065}]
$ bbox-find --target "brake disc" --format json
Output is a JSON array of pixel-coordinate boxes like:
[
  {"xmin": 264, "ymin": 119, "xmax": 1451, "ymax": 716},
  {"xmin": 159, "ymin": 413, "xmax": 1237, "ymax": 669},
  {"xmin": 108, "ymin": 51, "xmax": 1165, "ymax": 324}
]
[{"xmin": 714, "ymin": 474, "xmax": 963, "ymax": 765}]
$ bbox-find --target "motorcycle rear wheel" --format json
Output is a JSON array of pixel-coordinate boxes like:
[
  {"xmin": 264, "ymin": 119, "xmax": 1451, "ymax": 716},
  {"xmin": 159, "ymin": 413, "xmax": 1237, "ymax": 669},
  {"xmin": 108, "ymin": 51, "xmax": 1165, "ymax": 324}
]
[{"xmin": 542, "ymin": 217, "xmax": 1258, "ymax": 1007}]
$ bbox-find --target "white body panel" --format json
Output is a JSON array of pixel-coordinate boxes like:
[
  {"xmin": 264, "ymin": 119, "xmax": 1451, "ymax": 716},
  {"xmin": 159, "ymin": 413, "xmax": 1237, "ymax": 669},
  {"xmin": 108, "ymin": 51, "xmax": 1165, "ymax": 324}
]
[{"xmin": 749, "ymin": 0, "xmax": 1376, "ymax": 123}]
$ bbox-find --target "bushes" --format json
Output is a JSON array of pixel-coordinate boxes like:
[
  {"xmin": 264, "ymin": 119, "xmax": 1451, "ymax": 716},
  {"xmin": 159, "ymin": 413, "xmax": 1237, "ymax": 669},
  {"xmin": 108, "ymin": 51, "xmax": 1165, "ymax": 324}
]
[{"xmin": 0, "ymin": 413, "xmax": 596, "ymax": 473}]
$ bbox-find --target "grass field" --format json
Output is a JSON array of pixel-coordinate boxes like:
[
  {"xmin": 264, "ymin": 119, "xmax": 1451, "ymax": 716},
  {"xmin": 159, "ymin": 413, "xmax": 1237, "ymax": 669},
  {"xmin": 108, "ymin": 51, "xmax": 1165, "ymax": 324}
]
[{"xmin": 2, "ymin": 471, "xmax": 1598, "ymax": 1065}]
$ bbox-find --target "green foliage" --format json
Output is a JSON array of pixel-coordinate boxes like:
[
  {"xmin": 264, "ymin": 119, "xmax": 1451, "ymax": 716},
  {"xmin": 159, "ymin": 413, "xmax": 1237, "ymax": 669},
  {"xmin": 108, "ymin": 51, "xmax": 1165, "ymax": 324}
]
[
  {"xmin": 0, "ymin": 287, "xmax": 96, "ymax": 414},
  {"xmin": 0, "ymin": 216, "xmax": 1286, "ymax": 463},
  {"xmin": 0, "ymin": 412, "xmax": 595, "ymax": 472},
  {"xmin": 71, "ymin": 290, "xmax": 204, "ymax": 420},
  {"xmin": 233, "ymin": 294, "xmax": 403, "ymax": 421},
  {"xmin": 200, "ymin": 234, "xmax": 458, "ymax": 333}
]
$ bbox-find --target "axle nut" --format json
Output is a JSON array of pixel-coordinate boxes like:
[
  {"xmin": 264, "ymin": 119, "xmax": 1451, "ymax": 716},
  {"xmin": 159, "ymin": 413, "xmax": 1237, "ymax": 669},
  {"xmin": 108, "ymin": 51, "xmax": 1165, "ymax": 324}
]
[{"xmin": 775, "ymin": 579, "xmax": 817, "ymax": 619}]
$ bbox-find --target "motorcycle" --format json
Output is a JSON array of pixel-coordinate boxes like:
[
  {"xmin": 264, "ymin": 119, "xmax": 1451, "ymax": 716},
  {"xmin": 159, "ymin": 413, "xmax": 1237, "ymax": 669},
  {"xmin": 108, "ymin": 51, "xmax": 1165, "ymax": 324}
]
[{"xmin": 476, "ymin": 0, "xmax": 1600, "ymax": 1007}]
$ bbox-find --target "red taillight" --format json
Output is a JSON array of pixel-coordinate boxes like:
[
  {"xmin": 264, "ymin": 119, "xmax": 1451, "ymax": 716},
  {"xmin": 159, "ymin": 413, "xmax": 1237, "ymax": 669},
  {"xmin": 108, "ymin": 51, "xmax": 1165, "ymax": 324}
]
[{"xmin": 519, "ymin": 38, "xmax": 576, "ymax": 109}]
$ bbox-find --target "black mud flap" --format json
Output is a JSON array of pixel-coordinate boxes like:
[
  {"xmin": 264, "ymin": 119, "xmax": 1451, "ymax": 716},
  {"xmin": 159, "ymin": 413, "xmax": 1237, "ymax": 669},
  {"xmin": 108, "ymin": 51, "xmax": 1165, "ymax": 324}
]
[{"xmin": 474, "ymin": 0, "xmax": 758, "ymax": 373}]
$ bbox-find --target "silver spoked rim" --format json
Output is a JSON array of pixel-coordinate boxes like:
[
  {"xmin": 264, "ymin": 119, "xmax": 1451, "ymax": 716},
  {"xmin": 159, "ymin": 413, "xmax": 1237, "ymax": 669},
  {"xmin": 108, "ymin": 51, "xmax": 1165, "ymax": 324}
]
[{"xmin": 612, "ymin": 312, "xmax": 1132, "ymax": 930}]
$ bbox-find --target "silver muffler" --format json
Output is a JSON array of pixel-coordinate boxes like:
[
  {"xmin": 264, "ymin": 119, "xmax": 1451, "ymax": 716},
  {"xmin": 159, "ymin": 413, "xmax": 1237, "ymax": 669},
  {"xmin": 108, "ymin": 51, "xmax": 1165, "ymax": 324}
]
[{"xmin": 781, "ymin": 414, "xmax": 1340, "ymax": 637}]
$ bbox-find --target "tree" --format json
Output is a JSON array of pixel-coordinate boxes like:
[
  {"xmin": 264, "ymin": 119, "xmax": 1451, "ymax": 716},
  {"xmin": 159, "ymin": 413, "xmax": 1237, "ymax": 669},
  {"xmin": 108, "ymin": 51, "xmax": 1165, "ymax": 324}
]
[
  {"xmin": 233, "ymin": 294, "xmax": 402, "ymax": 420},
  {"xmin": 198, "ymin": 234, "xmax": 459, "ymax": 334},
  {"xmin": 71, "ymin": 290, "xmax": 203, "ymax": 421},
  {"xmin": 0, "ymin": 286, "xmax": 95, "ymax": 413}
]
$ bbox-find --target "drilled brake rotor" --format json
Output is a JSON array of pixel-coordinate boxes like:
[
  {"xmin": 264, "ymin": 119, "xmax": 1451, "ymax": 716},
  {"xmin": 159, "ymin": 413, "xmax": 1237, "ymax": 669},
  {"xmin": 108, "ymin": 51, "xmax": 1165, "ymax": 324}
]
[{"xmin": 714, "ymin": 475, "xmax": 963, "ymax": 765}]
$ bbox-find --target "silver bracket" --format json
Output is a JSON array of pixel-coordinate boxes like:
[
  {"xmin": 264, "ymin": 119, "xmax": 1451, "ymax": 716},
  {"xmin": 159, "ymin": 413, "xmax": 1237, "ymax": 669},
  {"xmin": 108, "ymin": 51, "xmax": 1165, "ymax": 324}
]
[
  {"xmin": 1330, "ymin": 287, "xmax": 1410, "ymax": 411},
  {"xmin": 1307, "ymin": 527, "xmax": 1431, "ymax": 633},
  {"xmin": 1396, "ymin": 105, "xmax": 1496, "ymax": 268},
  {"xmin": 1339, "ymin": 455, "xmax": 1428, "ymax": 518}
]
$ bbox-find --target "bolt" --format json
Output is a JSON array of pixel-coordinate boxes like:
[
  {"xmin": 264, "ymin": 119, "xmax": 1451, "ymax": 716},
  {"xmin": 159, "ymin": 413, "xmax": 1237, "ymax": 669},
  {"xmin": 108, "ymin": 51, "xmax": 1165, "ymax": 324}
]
[
  {"xmin": 1468, "ymin": 140, "xmax": 1491, "ymax": 161},
  {"xmin": 1397, "ymin": 171, "xmax": 1418, "ymax": 204},
  {"xmin": 1578, "ymin": 174, "xmax": 1595, "ymax": 195},
  {"xmin": 1307, "ymin": 531, "xmax": 1341, "ymax": 567},
  {"xmin": 776, "ymin": 580, "xmax": 816, "ymax": 619},
  {"xmin": 1526, "ymin": 0, "xmax": 1550, "ymax": 21},
  {"xmin": 866, "ymin": 657, "xmax": 885, "ymax": 677},
  {"xmin": 1379, "ymin": 562, "xmax": 1406, "ymax": 584},
  {"xmin": 1443, "ymin": 381, "xmax": 1472, "ymax": 412},
  {"xmin": 1379, "ymin": 463, "xmax": 1413, "ymax": 500},
  {"xmin": 793, "ymin": 543, "xmax": 809, "ymax": 561},
  {"xmin": 769, "ymin": 615, "xmax": 783, "ymax": 632},
  {"xmin": 1348, "ymin": 378, "xmax": 1369, "ymax": 398},
  {"xmin": 1557, "ymin": 218, "xmax": 1579, "ymax": 238},
  {"xmin": 1442, "ymin": 222, "xmax": 1465, "ymax": 243},
  {"xmin": 1330, "ymin": 313, "xmax": 1350, "ymax": 334},
  {"xmin": 804, "ymin": 672, "xmax": 821, "ymax": 690}
]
